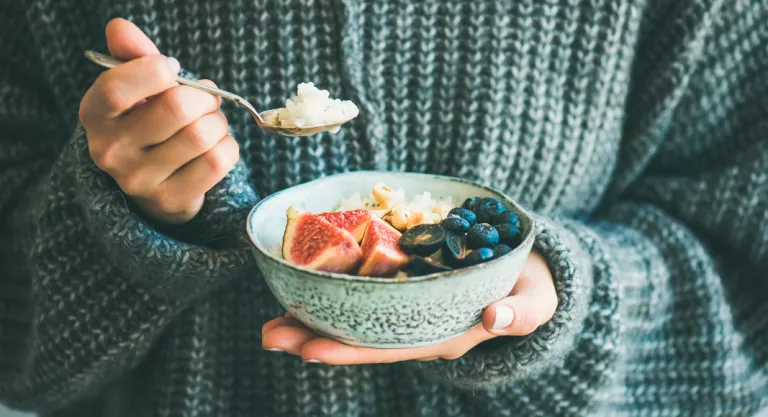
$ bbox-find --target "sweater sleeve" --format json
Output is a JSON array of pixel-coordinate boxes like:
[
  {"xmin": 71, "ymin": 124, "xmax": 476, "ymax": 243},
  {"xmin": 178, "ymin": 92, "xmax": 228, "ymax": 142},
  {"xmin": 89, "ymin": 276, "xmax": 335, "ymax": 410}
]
[
  {"xmin": 0, "ymin": 11, "xmax": 258, "ymax": 413},
  {"xmin": 408, "ymin": 0, "xmax": 768, "ymax": 409}
]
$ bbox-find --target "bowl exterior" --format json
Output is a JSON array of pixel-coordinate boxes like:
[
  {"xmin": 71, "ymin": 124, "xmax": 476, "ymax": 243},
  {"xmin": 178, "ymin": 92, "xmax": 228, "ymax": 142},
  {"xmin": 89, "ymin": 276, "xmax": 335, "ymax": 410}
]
[
  {"xmin": 251, "ymin": 239, "xmax": 532, "ymax": 348},
  {"xmin": 247, "ymin": 171, "xmax": 536, "ymax": 348}
]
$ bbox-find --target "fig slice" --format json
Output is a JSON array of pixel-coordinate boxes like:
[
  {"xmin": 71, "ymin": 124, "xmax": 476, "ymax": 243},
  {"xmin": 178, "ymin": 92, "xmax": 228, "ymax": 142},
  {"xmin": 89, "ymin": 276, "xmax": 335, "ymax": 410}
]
[
  {"xmin": 282, "ymin": 206, "xmax": 362, "ymax": 273},
  {"xmin": 358, "ymin": 216, "xmax": 409, "ymax": 277},
  {"xmin": 318, "ymin": 210, "xmax": 372, "ymax": 243}
]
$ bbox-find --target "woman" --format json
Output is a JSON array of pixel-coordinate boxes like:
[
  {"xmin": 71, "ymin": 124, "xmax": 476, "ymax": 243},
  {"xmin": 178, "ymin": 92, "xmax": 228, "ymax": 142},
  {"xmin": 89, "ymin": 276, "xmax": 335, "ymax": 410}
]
[{"xmin": 1, "ymin": 0, "xmax": 766, "ymax": 416}]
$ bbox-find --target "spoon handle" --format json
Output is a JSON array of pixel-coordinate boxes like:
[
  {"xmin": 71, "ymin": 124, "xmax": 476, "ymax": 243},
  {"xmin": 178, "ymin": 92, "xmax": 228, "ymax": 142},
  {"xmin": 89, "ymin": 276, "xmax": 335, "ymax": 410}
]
[{"xmin": 84, "ymin": 50, "xmax": 264, "ymax": 125}]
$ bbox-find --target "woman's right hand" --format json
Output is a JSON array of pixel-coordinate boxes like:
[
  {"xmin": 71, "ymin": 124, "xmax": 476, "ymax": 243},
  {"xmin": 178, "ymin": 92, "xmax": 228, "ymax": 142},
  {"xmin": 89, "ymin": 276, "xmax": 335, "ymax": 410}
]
[{"xmin": 79, "ymin": 18, "xmax": 239, "ymax": 225}]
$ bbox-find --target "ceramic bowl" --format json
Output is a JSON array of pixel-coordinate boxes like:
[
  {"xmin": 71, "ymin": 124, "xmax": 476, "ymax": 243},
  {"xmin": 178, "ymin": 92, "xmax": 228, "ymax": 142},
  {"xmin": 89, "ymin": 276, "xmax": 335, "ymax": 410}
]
[{"xmin": 246, "ymin": 171, "xmax": 536, "ymax": 348}]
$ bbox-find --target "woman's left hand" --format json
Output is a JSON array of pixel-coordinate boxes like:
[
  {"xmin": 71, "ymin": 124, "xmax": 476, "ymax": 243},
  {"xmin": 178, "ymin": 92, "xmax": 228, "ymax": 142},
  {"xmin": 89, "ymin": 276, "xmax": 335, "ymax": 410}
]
[{"xmin": 261, "ymin": 251, "xmax": 557, "ymax": 364}]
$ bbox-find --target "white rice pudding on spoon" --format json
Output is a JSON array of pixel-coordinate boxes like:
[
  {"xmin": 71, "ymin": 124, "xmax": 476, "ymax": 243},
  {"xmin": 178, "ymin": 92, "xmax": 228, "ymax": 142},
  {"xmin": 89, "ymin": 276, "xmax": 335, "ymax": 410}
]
[{"xmin": 277, "ymin": 82, "xmax": 359, "ymax": 134}]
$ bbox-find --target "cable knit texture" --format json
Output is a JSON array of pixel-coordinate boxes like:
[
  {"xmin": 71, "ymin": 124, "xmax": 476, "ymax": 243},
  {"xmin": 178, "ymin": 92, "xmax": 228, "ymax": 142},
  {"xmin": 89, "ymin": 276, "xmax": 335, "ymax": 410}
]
[{"xmin": 1, "ymin": 0, "xmax": 767, "ymax": 416}]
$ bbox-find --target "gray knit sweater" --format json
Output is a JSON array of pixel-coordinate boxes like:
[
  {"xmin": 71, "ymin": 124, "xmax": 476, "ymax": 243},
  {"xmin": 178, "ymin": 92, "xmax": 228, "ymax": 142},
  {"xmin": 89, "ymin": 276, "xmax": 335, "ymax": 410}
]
[{"xmin": 1, "ymin": 0, "xmax": 767, "ymax": 416}]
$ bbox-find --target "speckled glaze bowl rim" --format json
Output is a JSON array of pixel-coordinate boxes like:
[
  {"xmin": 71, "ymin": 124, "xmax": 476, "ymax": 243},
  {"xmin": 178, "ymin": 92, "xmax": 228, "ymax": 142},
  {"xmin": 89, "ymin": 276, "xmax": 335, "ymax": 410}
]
[{"xmin": 246, "ymin": 171, "xmax": 536, "ymax": 284}]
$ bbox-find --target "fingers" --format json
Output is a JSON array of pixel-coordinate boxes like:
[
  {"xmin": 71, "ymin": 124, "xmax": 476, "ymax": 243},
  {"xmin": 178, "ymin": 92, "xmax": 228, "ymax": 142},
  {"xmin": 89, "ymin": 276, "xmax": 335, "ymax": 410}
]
[
  {"xmin": 261, "ymin": 315, "xmax": 438, "ymax": 364},
  {"xmin": 483, "ymin": 251, "xmax": 558, "ymax": 336},
  {"xmin": 264, "ymin": 327, "xmax": 319, "ymax": 355},
  {"xmin": 511, "ymin": 250, "xmax": 555, "ymax": 296},
  {"xmin": 298, "ymin": 338, "xmax": 415, "ymax": 364},
  {"xmin": 80, "ymin": 54, "xmax": 179, "ymax": 122},
  {"xmin": 298, "ymin": 324, "xmax": 491, "ymax": 365},
  {"xmin": 86, "ymin": 79, "xmax": 226, "ymax": 190},
  {"xmin": 262, "ymin": 317, "xmax": 296, "ymax": 335},
  {"xmin": 106, "ymin": 18, "xmax": 161, "ymax": 60},
  {"xmin": 154, "ymin": 135, "xmax": 239, "ymax": 209},
  {"xmin": 89, "ymin": 131, "xmax": 237, "ymax": 225},
  {"xmin": 82, "ymin": 18, "xmax": 177, "ymax": 123},
  {"xmin": 260, "ymin": 317, "xmax": 499, "ymax": 364},
  {"xmin": 262, "ymin": 317, "xmax": 319, "ymax": 355},
  {"xmin": 259, "ymin": 252, "xmax": 558, "ymax": 365},
  {"xmin": 119, "ymin": 80, "xmax": 222, "ymax": 147},
  {"xmin": 483, "ymin": 296, "xmax": 544, "ymax": 336},
  {"xmin": 126, "ymin": 134, "xmax": 237, "ymax": 225},
  {"xmin": 143, "ymin": 110, "xmax": 229, "ymax": 180},
  {"xmin": 81, "ymin": 19, "xmax": 235, "ymax": 226}
]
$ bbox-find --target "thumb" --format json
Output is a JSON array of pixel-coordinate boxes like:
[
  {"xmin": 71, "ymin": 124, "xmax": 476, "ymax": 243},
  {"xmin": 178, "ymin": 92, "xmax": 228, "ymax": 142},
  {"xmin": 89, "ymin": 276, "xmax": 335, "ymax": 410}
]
[
  {"xmin": 482, "ymin": 251, "xmax": 558, "ymax": 336},
  {"xmin": 482, "ymin": 295, "xmax": 547, "ymax": 336},
  {"xmin": 105, "ymin": 18, "xmax": 160, "ymax": 60}
]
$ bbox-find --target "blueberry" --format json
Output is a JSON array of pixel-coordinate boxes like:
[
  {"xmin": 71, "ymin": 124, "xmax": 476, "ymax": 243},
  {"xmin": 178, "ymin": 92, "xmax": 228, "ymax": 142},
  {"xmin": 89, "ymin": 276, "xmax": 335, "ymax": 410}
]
[
  {"xmin": 474, "ymin": 198, "xmax": 508, "ymax": 224},
  {"xmin": 466, "ymin": 224, "xmax": 499, "ymax": 249},
  {"xmin": 492, "ymin": 211, "xmax": 520, "ymax": 228},
  {"xmin": 463, "ymin": 248, "xmax": 495, "ymax": 266},
  {"xmin": 442, "ymin": 231, "xmax": 468, "ymax": 267},
  {"xmin": 399, "ymin": 224, "xmax": 446, "ymax": 257},
  {"xmin": 447, "ymin": 207, "xmax": 476, "ymax": 226},
  {"xmin": 461, "ymin": 197, "xmax": 480, "ymax": 211},
  {"xmin": 492, "ymin": 244, "xmax": 512, "ymax": 258},
  {"xmin": 494, "ymin": 223, "xmax": 522, "ymax": 247},
  {"xmin": 441, "ymin": 216, "xmax": 471, "ymax": 233}
]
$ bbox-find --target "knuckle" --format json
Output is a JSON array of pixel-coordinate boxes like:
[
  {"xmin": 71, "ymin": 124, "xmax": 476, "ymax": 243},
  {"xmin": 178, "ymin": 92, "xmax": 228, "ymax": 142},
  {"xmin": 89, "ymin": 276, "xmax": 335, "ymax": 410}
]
[
  {"xmin": 87, "ymin": 142, "xmax": 104, "ymax": 167},
  {"xmin": 184, "ymin": 119, "xmax": 217, "ymax": 154},
  {"xmin": 195, "ymin": 83, "xmax": 220, "ymax": 111},
  {"xmin": 91, "ymin": 143, "xmax": 121, "ymax": 173},
  {"xmin": 205, "ymin": 137, "xmax": 239, "ymax": 174},
  {"xmin": 94, "ymin": 75, "xmax": 128, "ymax": 113},
  {"xmin": 204, "ymin": 148, "xmax": 229, "ymax": 174},
  {"xmin": 211, "ymin": 114, "xmax": 230, "ymax": 140},
  {"xmin": 118, "ymin": 172, "xmax": 149, "ymax": 197},
  {"xmin": 201, "ymin": 92, "xmax": 220, "ymax": 112},
  {"xmin": 185, "ymin": 113, "xmax": 228, "ymax": 154},
  {"xmin": 144, "ymin": 57, "xmax": 176, "ymax": 86},
  {"xmin": 196, "ymin": 80, "xmax": 221, "ymax": 106},
  {"xmin": 151, "ymin": 189, "xmax": 183, "ymax": 214},
  {"xmin": 177, "ymin": 204, "xmax": 203, "ymax": 220},
  {"xmin": 162, "ymin": 88, "xmax": 196, "ymax": 124},
  {"xmin": 214, "ymin": 111, "xmax": 229, "ymax": 133},
  {"xmin": 78, "ymin": 94, "xmax": 94, "ymax": 125},
  {"xmin": 226, "ymin": 135, "xmax": 240, "ymax": 155}
]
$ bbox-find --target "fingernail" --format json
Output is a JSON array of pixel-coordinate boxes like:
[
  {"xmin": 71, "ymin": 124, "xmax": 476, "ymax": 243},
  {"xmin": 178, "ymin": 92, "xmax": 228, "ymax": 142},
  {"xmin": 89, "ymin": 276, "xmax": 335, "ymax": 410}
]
[
  {"xmin": 265, "ymin": 347, "xmax": 284, "ymax": 352},
  {"xmin": 167, "ymin": 56, "xmax": 181, "ymax": 74},
  {"xmin": 492, "ymin": 305, "xmax": 515, "ymax": 329},
  {"xmin": 304, "ymin": 359, "xmax": 322, "ymax": 363}
]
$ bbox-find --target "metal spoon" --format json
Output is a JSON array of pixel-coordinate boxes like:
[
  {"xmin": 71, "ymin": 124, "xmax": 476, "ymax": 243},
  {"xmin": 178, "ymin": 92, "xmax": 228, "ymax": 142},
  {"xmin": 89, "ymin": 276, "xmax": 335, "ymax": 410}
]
[{"xmin": 84, "ymin": 50, "xmax": 356, "ymax": 137}]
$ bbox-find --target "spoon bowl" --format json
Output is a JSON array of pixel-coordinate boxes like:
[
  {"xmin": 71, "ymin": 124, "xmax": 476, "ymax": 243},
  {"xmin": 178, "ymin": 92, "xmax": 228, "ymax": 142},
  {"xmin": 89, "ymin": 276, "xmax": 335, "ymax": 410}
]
[
  {"xmin": 259, "ymin": 109, "xmax": 347, "ymax": 137},
  {"xmin": 84, "ymin": 50, "xmax": 356, "ymax": 137}
]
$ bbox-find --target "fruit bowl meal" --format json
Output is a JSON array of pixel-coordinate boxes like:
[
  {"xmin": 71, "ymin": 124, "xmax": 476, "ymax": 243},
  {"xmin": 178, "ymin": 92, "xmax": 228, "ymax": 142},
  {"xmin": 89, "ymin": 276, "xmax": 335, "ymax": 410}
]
[{"xmin": 246, "ymin": 172, "xmax": 536, "ymax": 348}]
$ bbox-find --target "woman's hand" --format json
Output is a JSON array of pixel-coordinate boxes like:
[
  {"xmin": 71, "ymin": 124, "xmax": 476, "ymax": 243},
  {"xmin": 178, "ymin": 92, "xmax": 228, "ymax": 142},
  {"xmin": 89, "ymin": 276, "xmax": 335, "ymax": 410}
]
[
  {"xmin": 262, "ymin": 251, "xmax": 557, "ymax": 364},
  {"xmin": 80, "ymin": 18, "xmax": 239, "ymax": 225}
]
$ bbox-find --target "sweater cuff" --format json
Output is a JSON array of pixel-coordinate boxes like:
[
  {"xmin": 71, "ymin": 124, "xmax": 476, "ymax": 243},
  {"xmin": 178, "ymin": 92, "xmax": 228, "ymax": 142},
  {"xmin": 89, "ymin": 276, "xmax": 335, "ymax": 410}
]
[
  {"xmin": 66, "ymin": 124, "xmax": 259, "ymax": 301},
  {"xmin": 409, "ymin": 214, "xmax": 594, "ymax": 389}
]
